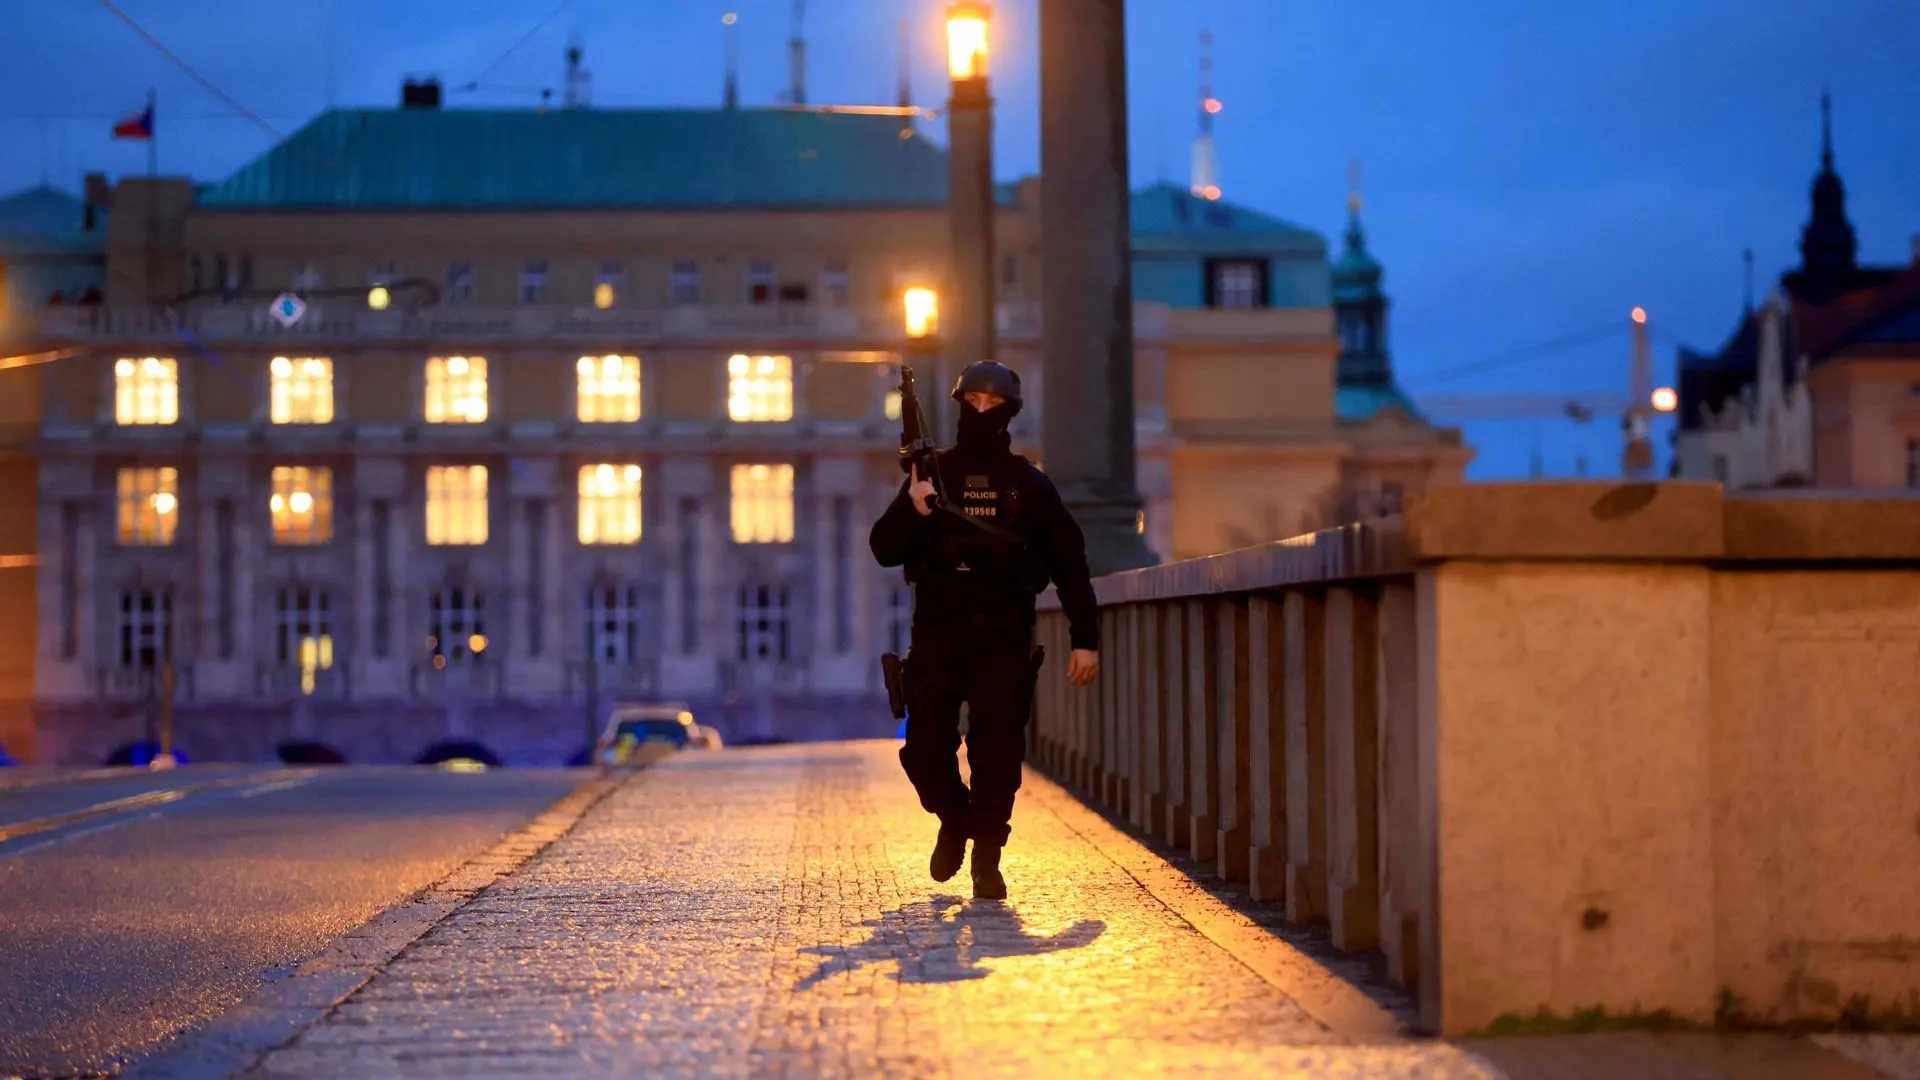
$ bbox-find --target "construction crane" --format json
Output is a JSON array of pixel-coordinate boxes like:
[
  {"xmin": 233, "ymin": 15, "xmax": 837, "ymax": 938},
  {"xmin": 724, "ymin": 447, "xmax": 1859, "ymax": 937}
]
[{"xmin": 1413, "ymin": 306, "xmax": 1676, "ymax": 479}]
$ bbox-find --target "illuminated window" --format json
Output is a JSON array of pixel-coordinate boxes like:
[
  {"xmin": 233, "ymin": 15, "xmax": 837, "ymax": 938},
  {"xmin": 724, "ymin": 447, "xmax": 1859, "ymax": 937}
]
[
  {"xmin": 594, "ymin": 262, "xmax": 624, "ymax": 309},
  {"xmin": 585, "ymin": 583, "xmax": 642, "ymax": 664},
  {"xmin": 116, "ymin": 467, "xmax": 179, "ymax": 546},
  {"xmin": 118, "ymin": 589, "xmax": 173, "ymax": 668},
  {"xmin": 424, "ymin": 355, "xmax": 488, "ymax": 423},
  {"xmin": 736, "ymin": 583, "xmax": 791, "ymax": 662},
  {"xmin": 275, "ymin": 586, "xmax": 333, "ymax": 695},
  {"xmin": 727, "ymin": 354, "xmax": 793, "ymax": 422},
  {"xmin": 578, "ymin": 464, "xmax": 643, "ymax": 544},
  {"xmin": 269, "ymin": 356, "xmax": 334, "ymax": 424},
  {"xmin": 730, "ymin": 463, "xmax": 794, "ymax": 544},
  {"xmin": 114, "ymin": 357, "xmax": 179, "ymax": 425},
  {"xmin": 425, "ymin": 465, "xmax": 489, "ymax": 545},
  {"xmin": 576, "ymin": 354, "xmax": 642, "ymax": 423},
  {"xmin": 428, "ymin": 586, "xmax": 487, "ymax": 666},
  {"xmin": 270, "ymin": 465, "xmax": 333, "ymax": 545},
  {"xmin": 884, "ymin": 388, "xmax": 902, "ymax": 421}
]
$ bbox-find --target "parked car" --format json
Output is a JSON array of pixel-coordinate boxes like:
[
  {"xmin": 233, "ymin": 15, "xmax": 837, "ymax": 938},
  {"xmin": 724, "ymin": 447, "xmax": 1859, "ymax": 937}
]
[{"xmin": 596, "ymin": 704, "xmax": 696, "ymax": 765}]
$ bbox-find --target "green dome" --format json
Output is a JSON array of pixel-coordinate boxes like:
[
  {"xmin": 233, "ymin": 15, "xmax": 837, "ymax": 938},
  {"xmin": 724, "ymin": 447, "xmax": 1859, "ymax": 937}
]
[{"xmin": 1332, "ymin": 216, "xmax": 1382, "ymax": 303}]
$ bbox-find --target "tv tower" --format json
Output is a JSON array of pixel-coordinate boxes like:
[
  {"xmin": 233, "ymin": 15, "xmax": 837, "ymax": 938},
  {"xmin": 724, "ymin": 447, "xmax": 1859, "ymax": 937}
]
[{"xmin": 1191, "ymin": 29, "xmax": 1221, "ymax": 200}]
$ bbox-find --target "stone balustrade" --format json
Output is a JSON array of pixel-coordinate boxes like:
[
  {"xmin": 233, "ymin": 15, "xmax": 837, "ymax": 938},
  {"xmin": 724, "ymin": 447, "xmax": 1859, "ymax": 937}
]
[{"xmin": 1034, "ymin": 481, "xmax": 1920, "ymax": 1035}]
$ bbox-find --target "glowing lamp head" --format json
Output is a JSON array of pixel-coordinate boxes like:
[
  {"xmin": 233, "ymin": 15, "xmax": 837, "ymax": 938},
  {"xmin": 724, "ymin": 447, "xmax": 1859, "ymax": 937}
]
[
  {"xmin": 1631, "ymin": 306, "xmax": 1648, "ymax": 325},
  {"xmin": 902, "ymin": 287, "xmax": 940, "ymax": 339},
  {"xmin": 1651, "ymin": 387, "xmax": 1678, "ymax": 413},
  {"xmin": 1203, "ymin": 97, "xmax": 1223, "ymax": 115},
  {"xmin": 945, "ymin": 3, "xmax": 990, "ymax": 81},
  {"xmin": 367, "ymin": 285, "xmax": 391, "ymax": 310}
]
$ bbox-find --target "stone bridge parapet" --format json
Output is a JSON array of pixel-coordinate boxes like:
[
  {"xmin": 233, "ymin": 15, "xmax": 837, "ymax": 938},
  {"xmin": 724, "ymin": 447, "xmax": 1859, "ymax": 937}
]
[{"xmin": 1035, "ymin": 481, "xmax": 1920, "ymax": 1034}]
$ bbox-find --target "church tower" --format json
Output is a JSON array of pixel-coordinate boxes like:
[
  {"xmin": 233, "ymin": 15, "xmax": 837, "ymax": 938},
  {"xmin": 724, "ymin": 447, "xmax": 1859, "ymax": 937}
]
[
  {"xmin": 1788, "ymin": 91, "xmax": 1864, "ymax": 303},
  {"xmin": 1333, "ymin": 161, "xmax": 1390, "ymax": 389}
]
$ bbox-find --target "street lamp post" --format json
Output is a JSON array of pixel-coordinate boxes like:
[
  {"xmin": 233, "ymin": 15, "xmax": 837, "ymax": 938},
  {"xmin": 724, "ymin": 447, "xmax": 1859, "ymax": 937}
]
[
  {"xmin": 1039, "ymin": 0, "xmax": 1157, "ymax": 574},
  {"xmin": 943, "ymin": 2, "xmax": 996, "ymax": 440}
]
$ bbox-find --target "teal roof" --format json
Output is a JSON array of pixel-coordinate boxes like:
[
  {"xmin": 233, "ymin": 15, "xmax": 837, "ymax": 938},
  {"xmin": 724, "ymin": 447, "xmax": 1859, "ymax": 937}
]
[
  {"xmin": 1130, "ymin": 182, "xmax": 1326, "ymax": 252},
  {"xmin": 197, "ymin": 107, "xmax": 1023, "ymax": 210},
  {"xmin": 1336, "ymin": 383, "xmax": 1425, "ymax": 423},
  {"xmin": 0, "ymin": 185, "xmax": 106, "ymax": 255}
]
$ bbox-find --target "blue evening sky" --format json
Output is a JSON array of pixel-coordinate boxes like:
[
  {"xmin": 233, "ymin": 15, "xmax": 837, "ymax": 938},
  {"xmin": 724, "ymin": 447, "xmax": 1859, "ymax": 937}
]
[{"xmin": 3, "ymin": 0, "xmax": 1914, "ymax": 479}]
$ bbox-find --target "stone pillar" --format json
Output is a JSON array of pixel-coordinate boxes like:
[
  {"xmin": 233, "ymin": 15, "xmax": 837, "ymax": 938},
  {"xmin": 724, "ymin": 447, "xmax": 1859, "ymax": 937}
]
[
  {"xmin": 944, "ymin": 67, "xmax": 996, "ymax": 440},
  {"xmin": 1215, "ymin": 596, "xmax": 1251, "ymax": 882},
  {"xmin": 1160, "ymin": 601, "xmax": 1190, "ymax": 849},
  {"xmin": 1137, "ymin": 604, "xmax": 1165, "ymax": 830},
  {"xmin": 1185, "ymin": 598, "xmax": 1218, "ymax": 863},
  {"xmin": 1284, "ymin": 589, "xmax": 1329, "ymax": 924},
  {"xmin": 1376, "ymin": 580, "xmax": 1422, "ymax": 990},
  {"xmin": 1038, "ymin": 0, "xmax": 1157, "ymax": 576},
  {"xmin": 1324, "ymin": 586, "xmax": 1381, "ymax": 951}
]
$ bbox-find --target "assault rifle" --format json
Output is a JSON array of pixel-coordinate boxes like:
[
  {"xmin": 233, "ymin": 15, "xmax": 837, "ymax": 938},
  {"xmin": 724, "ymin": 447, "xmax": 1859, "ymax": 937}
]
[{"xmin": 896, "ymin": 365, "xmax": 944, "ymax": 505}]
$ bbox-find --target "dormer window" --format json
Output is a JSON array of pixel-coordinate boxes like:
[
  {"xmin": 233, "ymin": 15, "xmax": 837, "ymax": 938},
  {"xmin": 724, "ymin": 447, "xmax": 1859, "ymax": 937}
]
[{"xmin": 1205, "ymin": 258, "xmax": 1266, "ymax": 310}]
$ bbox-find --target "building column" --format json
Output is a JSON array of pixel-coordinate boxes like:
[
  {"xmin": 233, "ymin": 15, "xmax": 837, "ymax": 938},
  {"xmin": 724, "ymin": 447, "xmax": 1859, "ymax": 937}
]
[
  {"xmin": 352, "ymin": 494, "xmax": 376, "ymax": 669},
  {"xmin": 1039, "ymin": 0, "xmax": 1157, "ymax": 576},
  {"xmin": 352, "ymin": 457, "xmax": 408, "ymax": 699},
  {"xmin": 655, "ymin": 469, "xmax": 684, "ymax": 658},
  {"xmin": 656, "ymin": 458, "xmax": 718, "ymax": 697}
]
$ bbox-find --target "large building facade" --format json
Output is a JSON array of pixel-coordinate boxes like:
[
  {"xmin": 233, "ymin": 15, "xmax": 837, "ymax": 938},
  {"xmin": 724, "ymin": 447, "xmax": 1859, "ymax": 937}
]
[{"xmin": 9, "ymin": 93, "xmax": 1465, "ymax": 765}]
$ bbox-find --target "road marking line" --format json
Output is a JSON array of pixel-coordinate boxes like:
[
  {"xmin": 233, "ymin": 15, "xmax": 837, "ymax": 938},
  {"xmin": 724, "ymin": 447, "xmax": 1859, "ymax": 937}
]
[
  {"xmin": 237, "ymin": 775, "xmax": 318, "ymax": 799},
  {"xmin": 0, "ymin": 809, "xmax": 170, "ymax": 861},
  {"xmin": 0, "ymin": 768, "xmax": 308, "ymax": 844},
  {"xmin": 0, "ymin": 767, "xmax": 134, "ymax": 792}
]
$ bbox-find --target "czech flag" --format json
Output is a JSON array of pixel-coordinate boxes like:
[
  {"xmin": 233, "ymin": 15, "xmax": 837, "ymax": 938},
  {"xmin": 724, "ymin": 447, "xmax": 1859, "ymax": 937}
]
[{"xmin": 112, "ymin": 103, "xmax": 153, "ymax": 140}]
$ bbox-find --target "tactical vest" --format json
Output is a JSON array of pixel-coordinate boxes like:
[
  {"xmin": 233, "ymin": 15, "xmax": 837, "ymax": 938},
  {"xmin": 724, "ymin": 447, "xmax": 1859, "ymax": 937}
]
[{"xmin": 909, "ymin": 456, "xmax": 1047, "ymax": 604}]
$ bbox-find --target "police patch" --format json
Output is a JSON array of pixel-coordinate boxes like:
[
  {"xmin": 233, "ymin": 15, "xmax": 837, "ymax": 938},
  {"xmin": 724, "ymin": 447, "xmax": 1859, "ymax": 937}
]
[{"xmin": 965, "ymin": 474, "xmax": 991, "ymax": 489}]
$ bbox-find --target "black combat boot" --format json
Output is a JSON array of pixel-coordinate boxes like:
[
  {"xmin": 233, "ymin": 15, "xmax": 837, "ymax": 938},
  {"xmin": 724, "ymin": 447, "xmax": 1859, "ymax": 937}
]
[
  {"xmin": 930, "ymin": 819, "xmax": 968, "ymax": 882},
  {"xmin": 970, "ymin": 842, "xmax": 1007, "ymax": 900}
]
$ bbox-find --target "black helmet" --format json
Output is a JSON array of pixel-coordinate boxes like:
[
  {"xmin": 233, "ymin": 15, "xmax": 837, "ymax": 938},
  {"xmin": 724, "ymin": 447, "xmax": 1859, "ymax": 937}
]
[{"xmin": 951, "ymin": 361, "xmax": 1022, "ymax": 413}]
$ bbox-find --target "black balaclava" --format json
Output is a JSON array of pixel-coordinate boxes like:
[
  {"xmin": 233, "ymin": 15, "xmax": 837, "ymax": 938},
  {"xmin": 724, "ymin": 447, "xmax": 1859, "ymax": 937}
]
[{"xmin": 955, "ymin": 401, "xmax": 1018, "ymax": 459}]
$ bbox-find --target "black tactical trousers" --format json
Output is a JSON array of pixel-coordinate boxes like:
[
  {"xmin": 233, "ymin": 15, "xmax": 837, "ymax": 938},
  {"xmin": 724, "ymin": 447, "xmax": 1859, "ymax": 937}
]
[{"xmin": 899, "ymin": 617, "xmax": 1041, "ymax": 848}]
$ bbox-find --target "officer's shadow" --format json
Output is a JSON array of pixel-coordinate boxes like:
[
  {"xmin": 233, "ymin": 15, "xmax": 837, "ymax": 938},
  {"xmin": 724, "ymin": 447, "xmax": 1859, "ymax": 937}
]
[{"xmin": 794, "ymin": 897, "xmax": 1105, "ymax": 989}]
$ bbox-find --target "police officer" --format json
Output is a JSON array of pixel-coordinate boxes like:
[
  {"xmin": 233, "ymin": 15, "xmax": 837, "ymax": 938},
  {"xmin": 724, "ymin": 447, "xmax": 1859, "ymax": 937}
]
[{"xmin": 869, "ymin": 361, "xmax": 1101, "ymax": 900}]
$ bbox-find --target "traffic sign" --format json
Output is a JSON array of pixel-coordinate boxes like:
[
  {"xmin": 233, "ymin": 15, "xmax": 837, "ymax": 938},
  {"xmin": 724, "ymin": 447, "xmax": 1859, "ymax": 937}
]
[{"xmin": 269, "ymin": 293, "xmax": 308, "ymax": 327}]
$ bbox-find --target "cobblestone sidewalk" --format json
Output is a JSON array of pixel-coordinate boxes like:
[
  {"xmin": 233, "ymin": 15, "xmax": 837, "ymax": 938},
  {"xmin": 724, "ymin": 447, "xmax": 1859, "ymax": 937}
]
[{"xmin": 221, "ymin": 742, "xmax": 1910, "ymax": 1080}]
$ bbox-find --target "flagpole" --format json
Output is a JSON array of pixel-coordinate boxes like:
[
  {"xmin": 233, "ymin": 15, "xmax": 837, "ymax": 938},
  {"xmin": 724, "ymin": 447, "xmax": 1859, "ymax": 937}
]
[{"xmin": 146, "ymin": 87, "xmax": 157, "ymax": 177}]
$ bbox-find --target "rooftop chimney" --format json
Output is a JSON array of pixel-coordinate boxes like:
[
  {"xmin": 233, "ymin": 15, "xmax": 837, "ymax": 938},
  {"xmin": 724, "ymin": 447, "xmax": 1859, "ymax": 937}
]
[{"xmin": 401, "ymin": 77, "xmax": 443, "ymax": 109}]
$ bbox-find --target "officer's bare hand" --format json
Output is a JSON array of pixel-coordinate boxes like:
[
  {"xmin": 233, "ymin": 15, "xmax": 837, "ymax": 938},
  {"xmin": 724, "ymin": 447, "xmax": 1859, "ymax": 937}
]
[
  {"xmin": 909, "ymin": 465, "xmax": 935, "ymax": 516},
  {"xmin": 1067, "ymin": 649, "xmax": 1099, "ymax": 687}
]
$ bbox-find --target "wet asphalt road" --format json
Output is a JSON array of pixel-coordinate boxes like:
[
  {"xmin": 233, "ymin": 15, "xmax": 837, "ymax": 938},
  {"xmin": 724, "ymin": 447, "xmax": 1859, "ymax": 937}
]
[{"xmin": 0, "ymin": 765, "xmax": 589, "ymax": 1079}]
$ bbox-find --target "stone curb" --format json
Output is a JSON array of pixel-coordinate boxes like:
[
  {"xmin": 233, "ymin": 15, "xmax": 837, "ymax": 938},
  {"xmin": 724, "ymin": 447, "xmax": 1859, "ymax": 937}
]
[{"xmin": 122, "ymin": 769, "xmax": 629, "ymax": 1080}]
